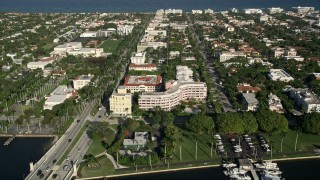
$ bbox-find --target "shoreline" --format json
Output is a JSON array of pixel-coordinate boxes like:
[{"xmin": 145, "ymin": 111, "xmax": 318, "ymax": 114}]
[
  {"xmin": 77, "ymin": 155, "xmax": 320, "ymax": 180},
  {"xmin": 0, "ymin": 134, "xmax": 57, "ymax": 138}
]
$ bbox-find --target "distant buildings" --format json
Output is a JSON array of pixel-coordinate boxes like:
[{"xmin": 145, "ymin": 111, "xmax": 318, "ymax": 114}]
[
  {"xmin": 268, "ymin": 69, "xmax": 294, "ymax": 82},
  {"xmin": 290, "ymin": 88, "xmax": 320, "ymax": 113},
  {"xmin": 292, "ymin": 6, "xmax": 315, "ymax": 14},
  {"xmin": 244, "ymin": 9, "xmax": 263, "ymax": 14},
  {"xmin": 192, "ymin": 10, "xmax": 203, "ymax": 14},
  {"xmin": 109, "ymin": 86, "xmax": 132, "ymax": 116},
  {"xmin": 117, "ymin": 25, "xmax": 134, "ymax": 36},
  {"xmin": 268, "ymin": 7, "xmax": 284, "ymax": 14},
  {"xmin": 73, "ymin": 74, "xmax": 94, "ymax": 90},
  {"xmin": 176, "ymin": 66, "xmax": 194, "ymax": 82},
  {"xmin": 242, "ymin": 93, "xmax": 259, "ymax": 112},
  {"xmin": 50, "ymin": 42, "xmax": 104, "ymax": 57},
  {"xmin": 204, "ymin": 9, "xmax": 214, "ymax": 14},
  {"xmin": 164, "ymin": 9, "xmax": 183, "ymax": 15},
  {"xmin": 219, "ymin": 48, "xmax": 246, "ymax": 62},
  {"xmin": 123, "ymin": 75, "xmax": 162, "ymax": 93}
]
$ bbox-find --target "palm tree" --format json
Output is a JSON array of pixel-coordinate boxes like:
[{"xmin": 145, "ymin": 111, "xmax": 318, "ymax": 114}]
[
  {"xmin": 177, "ymin": 137, "xmax": 183, "ymax": 161},
  {"xmin": 280, "ymin": 131, "xmax": 287, "ymax": 153}
]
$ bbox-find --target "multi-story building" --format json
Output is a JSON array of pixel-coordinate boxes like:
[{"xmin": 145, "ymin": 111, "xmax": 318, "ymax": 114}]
[
  {"xmin": 268, "ymin": 69, "xmax": 294, "ymax": 82},
  {"xmin": 204, "ymin": 9, "xmax": 214, "ymax": 14},
  {"xmin": 192, "ymin": 10, "xmax": 203, "ymax": 14},
  {"xmin": 272, "ymin": 47, "xmax": 285, "ymax": 58},
  {"xmin": 130, "ymin": 52, "xmax": 146, "ymax": 64},
  {"xmin": 164, "ymin": 9, "xmax": 183, "ymax": 15},
  {"xmin": 268, "ymin": 7, "xmax": 284, "ymax": 14},
  {"xmin": 73, "ymin": 74, "xmax": 94, "ymax": 90},
  {"xmin": 139, "ymin": 82, "xmax": 207, "ymax": 111},
  {"xmin": 109, "ymin": 86, "xmax": 132, "ymax": 116},
  {"xmin": 290, "ymin": 88, "xmax": 320, "ymax": 113},
  {"xmin": 219, "ymin": 48, "xmax": 246, "ymax": 62},
  {"xmin": 244, "ymin": 9, "xmax": 263, "ymax": 14},
  {"xmin": 292, "ymin": 6, "xmax": 315, "ymax": 14},
  {"xmin": 27, "ymin": 61, "xmax": 51, "ymax": 70},
  {"xmin": 117, "ymin": 25, "xmax": 134, "ymax": 36},
  {"xmin": 124, "ymin": 75, "xmax": 162, "ymax": 93},
  {"xmin": 50, "ymin": 42, "xmax": 104, "ymax": 57},
  {"xmin": 128, "ymin": 64, "xmax": 157, "ymax": 71},
  {"xmin": 268, "ymin": 93, "xmax": 284, "ymax": 113},
  {"xmin": 242, "ymin": 93, "xmax": 259, "ymax": 112}
]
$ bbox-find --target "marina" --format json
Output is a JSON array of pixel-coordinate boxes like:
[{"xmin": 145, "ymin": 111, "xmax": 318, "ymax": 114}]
[{"xmin": 222, "ymin": 159, "xmax": 284, "ymax": 180}]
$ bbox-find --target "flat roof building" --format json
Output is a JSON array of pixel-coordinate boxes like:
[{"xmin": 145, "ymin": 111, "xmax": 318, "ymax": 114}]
[
  {"xmin": 44, "ymin": 85, "xmax": 75, "ymax": 110},
  {"xmin": 124, "ymin": 75, "xmax": 162, "ymax": 93},
  {"xmin": 268, "ymin": 69, "xmax": 294, "ymax": 82},
  {"xmin": 73, "ymin": 74, "xmax": 94, "ymax": 90},
  {"xmin": 242, "ymin": 93, "xmax": 259, "ymax": 112},
  {"xmin": 290, "ymin": 88, "xmax": 320, "ymax": 113}
]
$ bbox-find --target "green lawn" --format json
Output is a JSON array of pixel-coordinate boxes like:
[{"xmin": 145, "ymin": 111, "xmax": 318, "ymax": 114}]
[
  {"xmin": 99, "ymin": 40, "xmax": 120, "ymax": 53},
  {"xmin": 171, "ymin": 128, "xmax": 220, "ymax": 163},
  {"xmin": 78, "ymin": 156, "xmax": 115, "ymax": 178},
  {"xmin": 268, "ymin": 129, "xmax": 320, "ymax": 154},
  {"xmin": 86, "ymin": 138, "xmax": 107, "ymax": 156}
]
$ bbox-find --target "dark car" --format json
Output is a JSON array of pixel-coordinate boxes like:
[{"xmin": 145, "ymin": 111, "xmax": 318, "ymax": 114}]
[
  {"xmin": 39, "ymin": 173, "xmax": 44, "ymax": 179},
  {"xmin": 52, "ymin": 174, "xmax": 58, "ymax": 179},
  {"xmin": 76, "ymin": 120, "xmax": 80, "ymax": 123},
  {"xmin": 68, "ymin": 139, "xmax": 72, "ymax": 142},
  {"xmin": 37, "ymin": 170, "xmax": 42, "ymax": 176},
  {"xmin": 52, "ymin": 159, "xmax": 57, "ymax": 164}
]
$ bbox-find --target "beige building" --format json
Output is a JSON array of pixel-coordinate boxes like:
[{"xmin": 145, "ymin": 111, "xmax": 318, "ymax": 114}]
[
  {"xmin": 124, "ymin": 75, "xmax": 162, "ymax": 93},
  {"xmin": 109, "ymin": 86, "xmax": 132, "ymax": 116}
]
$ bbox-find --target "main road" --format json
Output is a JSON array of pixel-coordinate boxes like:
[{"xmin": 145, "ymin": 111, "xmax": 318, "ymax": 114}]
[
  {"xmin": 25, "ymin": 102, "xmax": 93, "ymax": 180},
  {"xmin": 186, "ymin": 14, "xmax": 236, "ymax": 112}
]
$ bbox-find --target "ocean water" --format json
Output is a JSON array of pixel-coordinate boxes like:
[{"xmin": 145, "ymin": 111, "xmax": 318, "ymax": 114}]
[
  {"xmin": 0, "ymin": 137, "xmax": 54, "ymax": 180},
  {"xmin": 0, "ymin": 0, "xmax": 319, "ymax": 13}
]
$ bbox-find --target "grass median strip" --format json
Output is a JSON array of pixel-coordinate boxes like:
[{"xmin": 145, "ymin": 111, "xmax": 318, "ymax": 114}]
[{"xmin": 57, "ymin": 121, "xmax": 90, "ymax": 165}]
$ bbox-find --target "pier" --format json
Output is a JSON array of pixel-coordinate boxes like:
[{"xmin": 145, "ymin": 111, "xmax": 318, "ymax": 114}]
[
  {"xmin": 3, "ymin": 135, "xmax": 16, "ymax": 146},
  {"xmin": 238, "ymin": 159, "xmax": 259, "ymax": 180}
]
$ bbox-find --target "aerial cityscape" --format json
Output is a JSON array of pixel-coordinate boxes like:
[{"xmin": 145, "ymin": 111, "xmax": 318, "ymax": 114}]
[{"xmin": 0, "ymin": 1, "xmax": 320, "ymax": 180}]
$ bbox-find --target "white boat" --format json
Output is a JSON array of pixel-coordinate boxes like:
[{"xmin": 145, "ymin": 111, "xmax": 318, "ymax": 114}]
[
  {"xmin": 222, "ymin": 163, "xmax": 237, "ymax": 168},
  {"xmin": 230, "ymin": 168, "xmax": 248, "ymax": 175},
  {"xmin": 261, "ymin": 173, "xmax": 281, "ymax": 180},
  {"xmin": 255, "ymin": 161, "xmax": 279, "ymax": 170},
  {"xmin": 263, "ymin": 170, "xmax": 282, "ymax": 176},
  {"xmin": 230, "ymin": 174, "xmax": 251, "ymax": 180}
]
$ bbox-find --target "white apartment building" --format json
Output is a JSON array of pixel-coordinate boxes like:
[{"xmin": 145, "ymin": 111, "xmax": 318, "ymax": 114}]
[
  {"xmin": 204, "ymin": 9, "xmax": 214, "ymax": 14},
  {"xmin": 51, "ymin": 42, "xmax": 104, "ymax": 57},
  {"xmin": 268, "ymin": 69, "xmax": 294, "ymax": 82},
  {"xmin": 145, "ymin": 29, "xmax": 167, "ymax": 36},
  {"xmin": 109, "ymin": 86, "xmax": 132, "ymax": 116},
  {"xmin": 176, "ymin": 65, "xmax": 194, "ymax": 82},
  {"xmin": 292, "ymin": 6, "xmax": 315, "ymax": 14},
  {"xmin": 272, "ymin": 47, "xmax": 285, "ymax": 58},
  {"xmin": 219, "ymin": 49, "xmax": 246, "ymax": 62},
  {"xmin": 80, "ymin": 31, "xmax": 98, "ymax": 37},
  {"xmin": 117, "ymin": 25, "xmax": 134, "ymax": 36},
  {"xmin": 27, "ymin": 61, "xmax": 51, "ymax": 70},
  {"xmin": 290, "ymin": 88, "xmax": 320, "ymax": 113},
  {"xmin": 244, "ymin": 9, "xmax": 263, "ymax": 14},
  {"xmin": 128, "ymin": 64, "xmax": 157, "ymax": 71},
  {"xmin": 44, "ymin": 85, "xmax": 75, "ymax": 110},
  {"xmin": 242, "ymin": 93, "xmax": 259, "ymax": 112},
  {"xmin": 130, "ymin": 52, "xmax": 146, "ymax": 64},
  {"xmin": 139, "ymin": 82, "xmax": 207, "ymax": 111},
  {"xmin": 164, "ymin": 9, "xmax": 183, "ymax": 15},
  {"xmin": 124, "ymin": 75, "xmax": 162, "ymax": 93},
  {"xmin": 169, "ymin": 51, "xmax": 180, "ymax": 59},
  {"xmin": 268, "ymin": 7, "xmax": 284, "ymax": 14},
  {"xmin": 192, "ymin": 10, "xmax": 203, "ymax": 14},
  {"xmin": 68, "ymin": 48, "xmax": 104, "ymax": 57},
  {"xmin": 73, "ymin": 74, "xmax": 94, "ymax": 90},
  {"xmin": 268, "ymin": 93, "xmax": 284, "ymax": 113}
]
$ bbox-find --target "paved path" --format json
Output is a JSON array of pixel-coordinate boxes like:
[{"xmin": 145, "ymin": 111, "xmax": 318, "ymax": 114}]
[{"xmin": 105, "ymin": 152, "xmax": 128, "ymax": 169}]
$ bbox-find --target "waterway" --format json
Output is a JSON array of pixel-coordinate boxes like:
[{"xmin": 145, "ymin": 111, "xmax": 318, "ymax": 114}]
[
  {"xmin": 0, "ymin": 137, "xmax": 54, "ymax": 180},
  {"xmin": 110, "ymin": 158, "xmax": 320, "ymax": 180},
  {"xmin": 0, "ymin": 0, "xmax": 319, "ymax": 13}
]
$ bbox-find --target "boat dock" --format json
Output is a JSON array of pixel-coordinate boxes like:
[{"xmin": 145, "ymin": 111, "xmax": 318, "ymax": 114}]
[
  {"xmin": 3, "ymin": 135, "xmax": 16, "ymax": 146},
  {"xmin": 238, "ymin": 159, "xmax": 259, "ymax": 180}
]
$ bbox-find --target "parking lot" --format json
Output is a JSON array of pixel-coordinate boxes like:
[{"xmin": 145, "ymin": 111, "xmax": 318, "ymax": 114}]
[{"xmin": 214, "ymin": 133, "xmax": 272, "ymax": 159}]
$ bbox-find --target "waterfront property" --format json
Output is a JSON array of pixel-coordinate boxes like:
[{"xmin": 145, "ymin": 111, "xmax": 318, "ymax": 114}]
[{"xmin": 44, "ymin": 85, "xmax": 76, "ymax": 110}]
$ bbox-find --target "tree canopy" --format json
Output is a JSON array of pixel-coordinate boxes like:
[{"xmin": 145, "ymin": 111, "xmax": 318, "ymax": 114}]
[
  {"xmin": 302, "ymin": 113, "xmax": 320, "ymax": 134},
  {"xmin": 255, "ymin": 109, "xmax": 288, "ymax": 133},
  {"xmin": 186, "ymin": 114, "xmax": 215, "ymax": 134}
]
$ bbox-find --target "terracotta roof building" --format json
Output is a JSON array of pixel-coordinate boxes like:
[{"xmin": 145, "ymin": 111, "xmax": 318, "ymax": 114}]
[{"xmin": 124, "ymin": 75, "xmax": 162, "ymax": 93}]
